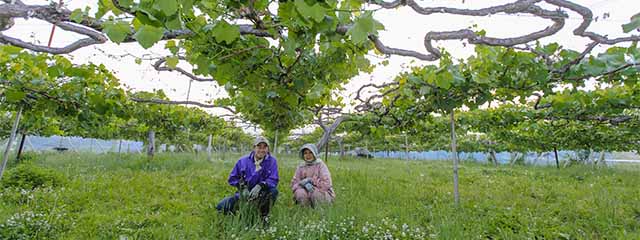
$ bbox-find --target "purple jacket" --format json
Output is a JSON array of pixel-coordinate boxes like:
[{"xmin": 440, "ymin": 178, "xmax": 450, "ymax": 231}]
[{"xmin": 228, "ymin": 151, "xmax": 279, "ymax": 190}]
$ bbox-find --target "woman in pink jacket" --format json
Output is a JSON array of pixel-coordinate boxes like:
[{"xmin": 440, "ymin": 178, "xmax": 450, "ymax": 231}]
[{"xmin": 291, "ymin": 143, "xmax": 335, "ymax": 207}]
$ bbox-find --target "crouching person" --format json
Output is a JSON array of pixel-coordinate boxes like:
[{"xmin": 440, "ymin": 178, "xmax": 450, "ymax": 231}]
[
  {"xmin": 291, "ymin": 143, "xmax": 335, "ymax": 207},
  {"xmin": 216, "ymin": 136, "xmax": 279, "ymax": 223}
]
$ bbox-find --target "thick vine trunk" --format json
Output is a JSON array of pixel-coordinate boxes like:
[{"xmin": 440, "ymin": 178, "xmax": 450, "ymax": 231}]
[
  {"xmin": 117, "ymin": 139, "xmax": 123, "ymax": 160},
  {"xmin": 147, "ymin": 130, "xmax": 155, "ymax": 160},
  {"xmin": 338, "ymin": 138, "xmax": 345, "ymax": 158},
  {"xmin": 598, "ymin": 150, "xmax": 606, "ymax": 166},
  {"xmin": 1, "ymin": 107, "xmax": 23, "ymax": 180},
  {"xmin": 316, "ymin": 116, "xmax": 347, "ymax": 151},
  {"xmin": 509, "ymin": 152, "xmax": 525, "ymax": 166},
  {"xmin": 532, "ymin": 152, "xmax": 542, "ymax": 164},
  {"xmin": 207, "ymin": 134, "xmax": 212, "ymax": 162},
  {"xmin": 449, "ymin": 111, "xmax": 460, "ymax": 205},
  {"xmin": 489, "ymin": 149, "xmax": 498, "ymax": 167},
  {"xmin": 325, "ymin": 142, "xmax": 329, "ymax": 163},
  {"xmin": 222, "ymin": 139, "xmax": 227, "ymax": 161},
  {"xmin": 404, "ymin": 134, "xmax": 409, "ymax": 161},
  {"xmin": 553, "ymin": 146, "xmax": 560, "ymax": 169},
  {"xmin": 16, "ymin": 134, "xmax": 26, "ymax": 162},
  {"xmin": 273, "ymin": 130, "xmax": 279, "ymax": 154}
]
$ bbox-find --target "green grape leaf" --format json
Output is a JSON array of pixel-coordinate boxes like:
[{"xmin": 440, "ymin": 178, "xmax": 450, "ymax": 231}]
[
  {"xmin": 165, "ymin": 40, "xmax": 179, "ymax": 55},
  {"xmin": 117, "ymin": 0, "xmax": 133, "ymax": 7},
  {"xmin": 134, "ymin": 9, "xmax": 162, "ymax": 27},
  {"xmin": 542, "ymin": 43, "xmax": 559, "ymax": 55},
  {"xmin": 419, "ymin": 86, "xmax": 431, "ymax": 95},
  {"xmin": 285, "ymin": 94, "xmax": 299, "ymax": 106},
  {"xmin": 132, "ymin": 17, "xmax": 143, "ymax": 31},
  {"xmin": 1, "ymin": 45, "xmax": 23, "ymax": 55},
  {"xmin": 153, "ymin": 0, "xmax": 179, "ymax": 16},
  {"xmin": 97, "ymin": 0, "xmax": 123, "ymax": 18},
  {"xmin": 435, "ymin": 71, "xmax": 453, "ymax": 89},
  {"xmin": 5, "ymin": 89, "xmax": 26, "ymax": 102},
  {"xmin": 473, "ymin": 70, "xmax": 491, "ymax": 84},
  {"xmin": 133, "ymin": 25, "xmax": 164, "ymax": 49},
  {"xmin": 211, "ymin": 21, "xmax": 240, "ymax": 44},
  {"xmin": 166, "ymin": 56, "xmax": 179, "ymax": 69},
  {"xmin": 254, "ymin": 0, "xmax": 269, "ymax": 10},
  {"xmin": 622, "ymin": 14, "xmax": 640, "ymax": 33},
  {"xmin": 295, "ymin": 0, "xmax": 326, "ymax": 23},
  {"xmin": 70, "ymin": 9, "xmax": 84, "ymax": 23},
  {"xmin": 103, "ymin": 21, "xmax": 131, "ymax": 43},
  {"xmin": 347, "ymin": 11, "xmax": 383, "ymax": 44},
  {"xmin": 308, "ymin": 83, "xmax": 324, "ymax": 100},
  {"xmin": 165, "ymin": 15, "xmax": 183, "ymax": 30}
]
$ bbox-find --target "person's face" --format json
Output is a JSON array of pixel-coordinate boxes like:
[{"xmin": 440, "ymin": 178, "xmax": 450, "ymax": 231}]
[
  {"xmin": 254, "ymin": 143, "xmax": 268, "ymax": 159},
  {"xmin": 303, "ymin": 149, "xmax": 315, "ymax": 161}
]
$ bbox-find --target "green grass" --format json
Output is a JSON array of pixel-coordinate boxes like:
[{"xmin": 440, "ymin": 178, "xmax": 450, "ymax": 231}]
[{"xmin": 1, "ymin": 152, "xmax": 639, "ymax": 239}]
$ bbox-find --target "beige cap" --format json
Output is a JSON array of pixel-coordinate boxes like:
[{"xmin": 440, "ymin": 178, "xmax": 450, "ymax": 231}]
[{"xmin": 253, "ymin": 136, "xmax": 269, "ymax": 147}]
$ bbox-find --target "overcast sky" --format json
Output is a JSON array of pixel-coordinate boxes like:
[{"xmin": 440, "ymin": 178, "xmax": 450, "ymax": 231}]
[{"xmin": 4, "ymin": 0, "xmax": 638, "ymax": 130}]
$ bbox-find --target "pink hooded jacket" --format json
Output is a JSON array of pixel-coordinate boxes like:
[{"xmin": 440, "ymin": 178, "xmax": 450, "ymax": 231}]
[{"xmin": 291, "ymin": 144, "xmax": 335, "ymax": 200}]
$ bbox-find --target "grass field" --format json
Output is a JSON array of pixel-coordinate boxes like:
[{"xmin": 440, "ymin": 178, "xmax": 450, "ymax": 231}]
[{"xmin": 1, "ymin": 152, "xmax": 639, "ymax": 239}]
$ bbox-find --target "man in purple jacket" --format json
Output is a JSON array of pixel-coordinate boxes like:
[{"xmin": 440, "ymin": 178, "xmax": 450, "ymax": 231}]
[{"xmin": 216, "ymin": 136, "xmax": 279, "ymax": 220}]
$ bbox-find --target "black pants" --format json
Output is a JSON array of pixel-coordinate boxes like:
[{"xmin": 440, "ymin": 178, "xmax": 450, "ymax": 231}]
[{"xmin": 216, "ymin": 186, "xmax": 279, "ymax": 217}]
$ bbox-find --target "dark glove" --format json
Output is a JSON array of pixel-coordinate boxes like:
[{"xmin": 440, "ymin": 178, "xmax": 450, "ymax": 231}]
[
  {"xmin": 299, "ymin": 178, "xmax": 314, "ymax": 192},
  {"xmin": 303, "ymin": 181, "xmax": 314, "ymax": 193},
  {"xmin": 299, "ymin": 177, "xmax": 312, "ymax": 186},
  {"xmin": 248, "ymin": 184, "xmax": 262, "ymax": 200},
  {"xmin": 240, "ymin": 188, "xmax": 250, "ymax": 199}
]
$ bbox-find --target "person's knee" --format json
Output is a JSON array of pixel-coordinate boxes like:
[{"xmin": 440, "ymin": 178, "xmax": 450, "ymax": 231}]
[
  {"xmin": 293, "ymin": 188, "xmax": 307, "ymax": 197},
  {"xmin": 268, "ymin": 187, "xmax": 278, "ymax": 198},
  {"xmin": 216, "ymin": 198, "xmax": 227, "ymax": 209},
  {"xmin": 216, "ymin": 196, "xmax": 237, "ymax": 213},
  {"xmin": 261, "ymin": 186, "xmax": 278, "ymax": 201},
  {"xmin": 310, "ymin": 191, "xmax": 323, "ymax": 201},
  {"xmin": 311, "ymin": 191, "xmax": 332, "ymax": 203},
  {"xmin": 293, "ymin": 189, "xmax": 310, "ymax": 203},
  {"xmin": 215, "ymin": 201, "xmax": 224, "ymax": 211}
]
